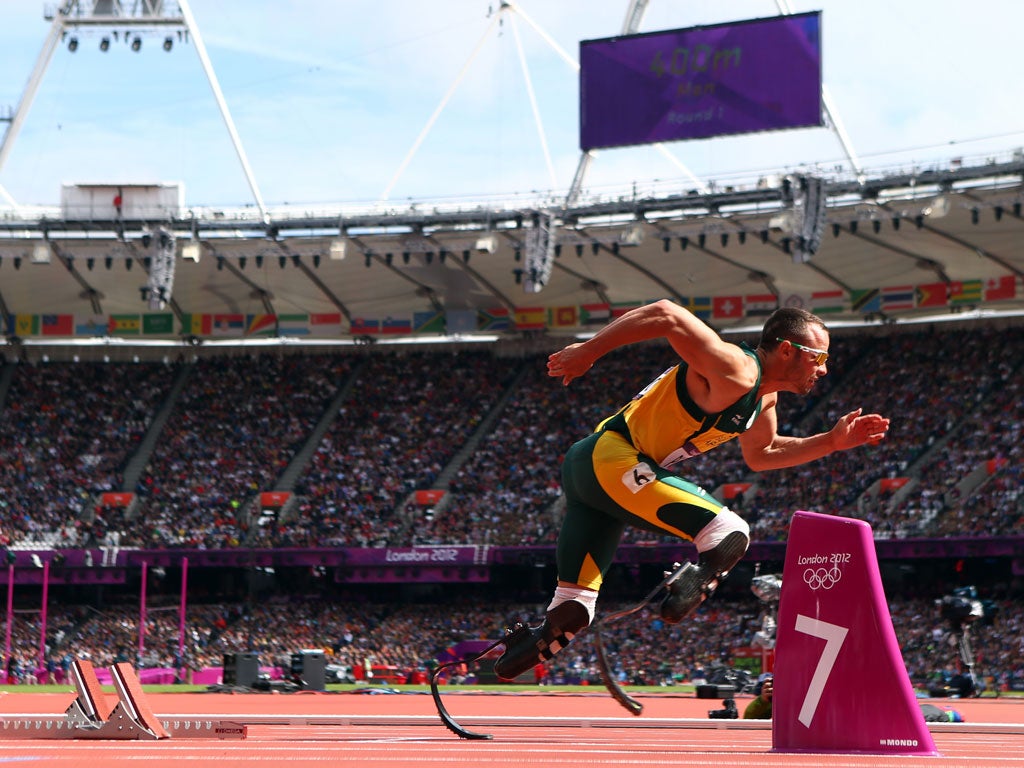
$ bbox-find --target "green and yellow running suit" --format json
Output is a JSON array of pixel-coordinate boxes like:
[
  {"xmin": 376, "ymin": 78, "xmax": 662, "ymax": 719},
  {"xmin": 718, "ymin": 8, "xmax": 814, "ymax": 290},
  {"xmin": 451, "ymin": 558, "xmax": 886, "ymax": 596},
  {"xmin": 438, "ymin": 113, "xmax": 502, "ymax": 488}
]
[{"xmin": 557, "ymin": 345, "xmax": 763, "ymax": 590}]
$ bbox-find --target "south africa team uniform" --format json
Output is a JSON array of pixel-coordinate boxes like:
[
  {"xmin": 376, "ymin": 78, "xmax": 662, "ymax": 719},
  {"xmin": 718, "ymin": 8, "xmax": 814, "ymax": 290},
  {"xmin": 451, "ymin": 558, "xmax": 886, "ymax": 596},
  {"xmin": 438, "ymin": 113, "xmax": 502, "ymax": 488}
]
[{"xmin": 556, "ymin": 344, "xmax": 763, "ymax": 591}]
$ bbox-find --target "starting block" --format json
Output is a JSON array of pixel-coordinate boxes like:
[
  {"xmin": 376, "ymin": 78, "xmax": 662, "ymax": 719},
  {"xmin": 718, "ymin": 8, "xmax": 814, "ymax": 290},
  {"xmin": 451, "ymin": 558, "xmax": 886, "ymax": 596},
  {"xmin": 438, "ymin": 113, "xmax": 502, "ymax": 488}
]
[
  {"xmin": 772, "ymin": 510, "xmax": 938, "ymax": 756},
  {"xmin": 0, "ymin": 659, "xmax": 245, "ymax": 740}
]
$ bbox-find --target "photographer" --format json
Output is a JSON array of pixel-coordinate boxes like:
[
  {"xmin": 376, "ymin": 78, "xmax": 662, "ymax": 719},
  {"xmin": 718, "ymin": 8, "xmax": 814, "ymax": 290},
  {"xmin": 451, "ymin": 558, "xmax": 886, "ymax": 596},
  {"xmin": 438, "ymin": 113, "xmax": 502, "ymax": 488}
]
[{"xmin": 743, "ymin": 674, "xmax": 773, "ymax": 720}]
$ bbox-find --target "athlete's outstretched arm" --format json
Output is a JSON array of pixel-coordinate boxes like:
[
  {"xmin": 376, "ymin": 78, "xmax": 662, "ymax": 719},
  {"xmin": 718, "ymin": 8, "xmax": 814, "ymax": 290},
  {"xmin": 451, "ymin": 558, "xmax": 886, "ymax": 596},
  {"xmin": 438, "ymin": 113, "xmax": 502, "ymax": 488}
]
[
  {"xmin": 547, "ymin": 299, "xmax": 748, "ymax": 387},
  {"xmin": 740, "ymin": 399, "xmax": 890, "ymax": 472}
]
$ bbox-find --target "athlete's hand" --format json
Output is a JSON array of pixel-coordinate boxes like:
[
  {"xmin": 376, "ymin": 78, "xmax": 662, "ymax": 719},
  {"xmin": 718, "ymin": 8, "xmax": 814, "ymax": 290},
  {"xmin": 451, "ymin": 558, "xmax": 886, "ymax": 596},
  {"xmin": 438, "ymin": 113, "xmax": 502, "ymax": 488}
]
[
  {"xmin": 547, "ymin": 343, "xmax": 594, "ymax": 385},
  {"xmin": 830, "ymin": 408, "xmax": 890, "ymax": 450}
]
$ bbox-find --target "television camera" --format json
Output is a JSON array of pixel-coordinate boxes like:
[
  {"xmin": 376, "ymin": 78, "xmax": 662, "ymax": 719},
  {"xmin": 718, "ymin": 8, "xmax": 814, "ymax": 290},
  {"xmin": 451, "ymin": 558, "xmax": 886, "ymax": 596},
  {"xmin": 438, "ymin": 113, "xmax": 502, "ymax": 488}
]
[{"xmin": 932, "ymin": 586, "xmax": 995, "ymax": 698}]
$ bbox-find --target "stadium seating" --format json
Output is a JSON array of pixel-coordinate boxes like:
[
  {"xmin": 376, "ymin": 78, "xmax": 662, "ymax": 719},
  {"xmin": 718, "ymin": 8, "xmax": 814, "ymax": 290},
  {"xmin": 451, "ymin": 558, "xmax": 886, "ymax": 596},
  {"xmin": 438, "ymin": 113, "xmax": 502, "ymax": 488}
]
[{"xmin": 0, "ymin": 322, "xmax": 1021, "ymax": 688}]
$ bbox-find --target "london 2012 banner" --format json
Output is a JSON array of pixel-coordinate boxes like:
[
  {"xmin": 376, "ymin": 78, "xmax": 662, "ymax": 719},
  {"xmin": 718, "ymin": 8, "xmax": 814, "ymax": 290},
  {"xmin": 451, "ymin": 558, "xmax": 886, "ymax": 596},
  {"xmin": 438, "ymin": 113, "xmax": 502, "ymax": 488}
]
[{"xmin": 579, "ymin": 11, "xmax": 823, "ymax": 151}]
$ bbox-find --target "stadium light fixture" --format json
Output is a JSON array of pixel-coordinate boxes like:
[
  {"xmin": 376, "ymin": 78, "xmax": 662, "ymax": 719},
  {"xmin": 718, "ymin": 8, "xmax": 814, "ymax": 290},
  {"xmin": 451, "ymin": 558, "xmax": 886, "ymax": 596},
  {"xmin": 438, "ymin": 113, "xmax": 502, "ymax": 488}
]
[
  {"xmin": 163, "ymin": 37, "xmax": 173, "ymax": 52},
  {"xmin": 329, "ymin": 238, "xmax": 347, "ymax": 260},
  {"xmin": 100, "ymin": 37, "xmax": 110, "ymax": 52},
  {"xmin": 31, "ymin": 243, "xmax": 51, "ymax": 264},
  {"xmin": 131, "ymin": 37, "xmax": 142, "ymax": 52},
  {"xmin": 181, "ymin": 241, "xmax": 201, "ymax": 262},
  {"xmin": 474, "ymin": 235, "xmax": 497, "ymax": 254}
]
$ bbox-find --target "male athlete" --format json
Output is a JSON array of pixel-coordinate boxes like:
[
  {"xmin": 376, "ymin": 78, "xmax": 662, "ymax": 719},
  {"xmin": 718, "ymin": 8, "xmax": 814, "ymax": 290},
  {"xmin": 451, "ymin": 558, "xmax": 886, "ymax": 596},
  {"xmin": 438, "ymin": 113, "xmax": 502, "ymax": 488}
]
[{"xmin": 495, "ymin": 300, "xmax": 889, "ymax": 679}]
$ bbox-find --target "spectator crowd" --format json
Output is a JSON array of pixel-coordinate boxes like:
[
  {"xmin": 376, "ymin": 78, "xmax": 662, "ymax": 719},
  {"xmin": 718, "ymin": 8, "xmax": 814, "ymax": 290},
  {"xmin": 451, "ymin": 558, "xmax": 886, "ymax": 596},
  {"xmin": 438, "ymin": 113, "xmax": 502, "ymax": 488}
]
[{"xmin": 0, "ymin": 322, "xmax": 1021, "ymax": 693}]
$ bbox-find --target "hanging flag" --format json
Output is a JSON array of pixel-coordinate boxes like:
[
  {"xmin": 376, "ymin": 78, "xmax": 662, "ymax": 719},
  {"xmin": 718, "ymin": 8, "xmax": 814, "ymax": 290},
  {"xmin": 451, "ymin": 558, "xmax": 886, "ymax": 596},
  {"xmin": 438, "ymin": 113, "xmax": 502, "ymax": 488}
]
[
  {"xmin": 350, "ymin": 317, "xmax": 380, "ymax": 335},
  {"xmin": 713, "ymin": 296, "xmax": 744, "ymax": 319},
  {"xmin": 681, "ymin": 296, "xmax": 712, "ymax": 320},
  {"xmin": 477, "ymin": 308, "xmax": 510, "ymax": 331},
  {"xmin": 445, "ymin": 309, "xmax": 477, "ymax": 334},
  {"xmin": 142, "ymin": 313, "xmax": 174, "ymax": 335},
  {"xmin": 915, "ymin": 282, "xmax": 948, "ymax": 308},
  {"xmin": 514, "ymin": 307, "xmax": 546, "ymax": 330},
  {"xmin": 309, "ymin": 313, "xmax": 343, "ymax": 335},
  {"xmin": 850, "ymin": 288, "xmax": 881, "ymax": 313},
  {"xmin": 414, "ymin": 311, "xmax": 445, "ymax": 334},
  {"xmin": 41, "ymin": 314, "xmax": 74, "ymax": 336},
  {"xmin": 949, "ymin": 280, "xmax": 982, "ymax": 305},
  {"xmin": 880, "ymin": 285, "xmax": 916, "ymax": 311},
  {"xmin": 984, "ymin": 275, "xmax": 1016, "ymax": 301},
  {"xmin": 548, "ymin": 306, "xmax": 579, "ymax": 328},
  {"xmin": 744, "ymin": 294, "xmax": 777, "ymax": 315},
  {"xmin": 75, "ymin": 315, "xmax": 107, "ymax": 336},
  {"xmin": 246, "ymin": 314, "xmax": 278, "ymax": 336},
  {"xmin": 13, "ymin": 314, "xmax": 39, "ymax": 336},
  {"xmin": 276, "ymin": 313, "xmax": 310, "ymax": 336},
  {"xmin": 381, "ymin": 316, "xmax": 412, "ymax": 334},
  {"xmin": 811, "ymin": 289, "xmax": 848, "ymax": 314},
  {"xmin": 211, "ymin": 314, "xmax": 245, "ymax": 336},
  {"xmin": 611, "ymin": 301, "xmax": 642, "ymax": 318},
  {"xmin": 580, "ymin": 303, "xmax": 611, "ymax": 325},
  {"xmin": 108, "ymin": 314, "xmax": 141, "ymax": 335},
  {"xmin": 180, "ymin": 313, "xmax": 212, "ymax": 336}
]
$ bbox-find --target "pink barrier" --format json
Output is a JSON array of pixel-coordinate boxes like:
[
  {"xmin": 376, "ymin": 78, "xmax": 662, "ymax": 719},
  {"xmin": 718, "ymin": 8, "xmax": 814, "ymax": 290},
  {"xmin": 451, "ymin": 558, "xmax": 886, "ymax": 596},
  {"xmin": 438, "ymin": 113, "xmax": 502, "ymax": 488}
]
[
  {"xmin": 191, "ymin": 668, "xmax": 222, "ymax": 685},
  {"xmin": 190, "ymin": 666, "xmax": 284, "ymax": 685},
  {"xmin": 83, "ymin": 665, "xmax": 286, "ymax": 686},
  {"xmin": 772, "ymin": 510, "xmax": 937, "ymax": 755}
]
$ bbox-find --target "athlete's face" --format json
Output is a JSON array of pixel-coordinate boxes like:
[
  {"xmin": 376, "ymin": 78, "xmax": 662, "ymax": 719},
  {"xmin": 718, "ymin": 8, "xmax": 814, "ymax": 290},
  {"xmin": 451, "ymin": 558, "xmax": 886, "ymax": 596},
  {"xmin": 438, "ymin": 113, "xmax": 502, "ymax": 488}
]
[{"xmin": 782, "ymin": 329, "xmax": 829, "ymax": 395}]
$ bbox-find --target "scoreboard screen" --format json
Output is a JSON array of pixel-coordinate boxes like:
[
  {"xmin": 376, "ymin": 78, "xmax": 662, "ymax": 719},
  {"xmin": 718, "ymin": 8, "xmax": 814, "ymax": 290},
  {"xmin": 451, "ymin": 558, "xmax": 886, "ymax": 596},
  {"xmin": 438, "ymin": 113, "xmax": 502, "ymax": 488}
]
[{"xmin": 580, "ymin": 12, "xmax": 823, "ymax": 151}]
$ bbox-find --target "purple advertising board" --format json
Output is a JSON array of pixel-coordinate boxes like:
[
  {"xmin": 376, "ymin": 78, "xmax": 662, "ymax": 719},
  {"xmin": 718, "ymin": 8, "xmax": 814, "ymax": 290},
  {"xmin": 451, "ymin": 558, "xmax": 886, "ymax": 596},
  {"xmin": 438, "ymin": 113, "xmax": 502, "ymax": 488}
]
[{"xmin": 579, "ymin": 12, "xmax": 822, "ymax": 150}]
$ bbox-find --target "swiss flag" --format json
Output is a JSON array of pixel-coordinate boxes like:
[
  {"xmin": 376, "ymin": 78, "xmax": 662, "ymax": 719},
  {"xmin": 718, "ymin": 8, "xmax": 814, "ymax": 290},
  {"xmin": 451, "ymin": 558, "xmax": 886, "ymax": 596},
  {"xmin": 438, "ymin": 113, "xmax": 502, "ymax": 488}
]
[{"xmin": 713, "ymin": 296, "xmax": 743, "ymax": 319}]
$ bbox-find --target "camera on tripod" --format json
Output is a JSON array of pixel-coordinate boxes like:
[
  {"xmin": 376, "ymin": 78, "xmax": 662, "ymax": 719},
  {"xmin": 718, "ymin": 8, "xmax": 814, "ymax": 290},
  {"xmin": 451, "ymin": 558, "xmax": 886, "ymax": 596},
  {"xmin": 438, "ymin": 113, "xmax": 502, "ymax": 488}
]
[
  {"xmin": 930, "ymin": 585, "xmax": 995, "ymax": 699},
  {"xmin": 708, "ymin": 698, "xmax": 738, "ymax": 719},
  {"xmin": 938, "ymin": 587, "xmax": 983, "ymax": 628}
]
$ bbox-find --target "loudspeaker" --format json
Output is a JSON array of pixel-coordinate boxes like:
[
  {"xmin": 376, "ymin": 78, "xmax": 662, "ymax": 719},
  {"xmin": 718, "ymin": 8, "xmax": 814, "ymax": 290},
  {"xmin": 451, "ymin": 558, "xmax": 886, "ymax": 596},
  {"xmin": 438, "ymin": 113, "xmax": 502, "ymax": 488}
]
[
  {"xmin": 290, "ymin": 651, "xmax": 326, "ymax": 691},
  {"xmin": 695, "ymin": 684, "xmax": 736, "ymax": 699},
  {"xmin": 222, "ymin": 652, "xmax": 259, "ymax": 688}
]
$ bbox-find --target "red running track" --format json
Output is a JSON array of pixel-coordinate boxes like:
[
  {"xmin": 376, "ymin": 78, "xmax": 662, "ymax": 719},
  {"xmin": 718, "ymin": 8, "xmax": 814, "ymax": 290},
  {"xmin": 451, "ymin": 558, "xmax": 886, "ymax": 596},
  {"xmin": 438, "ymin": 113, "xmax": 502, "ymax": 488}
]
[{"xmin": 1, "ymin": 689, "xmax": 1022, "ymax": 767}]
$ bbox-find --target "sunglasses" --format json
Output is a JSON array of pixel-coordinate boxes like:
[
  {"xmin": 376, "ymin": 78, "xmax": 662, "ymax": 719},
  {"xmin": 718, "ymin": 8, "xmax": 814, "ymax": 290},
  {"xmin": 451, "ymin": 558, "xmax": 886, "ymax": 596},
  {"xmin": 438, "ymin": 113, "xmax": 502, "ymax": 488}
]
[{"xmin": 776, "ymin": 337, "xmax": 829, "ymax": 365}]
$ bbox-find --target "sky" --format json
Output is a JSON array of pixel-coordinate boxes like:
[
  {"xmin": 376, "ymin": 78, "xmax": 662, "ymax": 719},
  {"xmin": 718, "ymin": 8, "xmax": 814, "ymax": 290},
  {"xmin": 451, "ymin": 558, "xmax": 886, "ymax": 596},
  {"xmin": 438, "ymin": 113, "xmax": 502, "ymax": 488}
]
[{"xmin": 1, "ymin": 0, "xmax": 1024, "ymax": 211}]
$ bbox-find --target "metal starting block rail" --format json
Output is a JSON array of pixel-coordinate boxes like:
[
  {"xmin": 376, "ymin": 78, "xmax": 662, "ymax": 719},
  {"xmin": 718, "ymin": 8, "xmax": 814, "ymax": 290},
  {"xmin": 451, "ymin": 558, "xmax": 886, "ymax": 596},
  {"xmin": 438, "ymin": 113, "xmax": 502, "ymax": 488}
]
[{"xmin": 0, "ymin": 659, "xmax": 246, "ymax": 741}]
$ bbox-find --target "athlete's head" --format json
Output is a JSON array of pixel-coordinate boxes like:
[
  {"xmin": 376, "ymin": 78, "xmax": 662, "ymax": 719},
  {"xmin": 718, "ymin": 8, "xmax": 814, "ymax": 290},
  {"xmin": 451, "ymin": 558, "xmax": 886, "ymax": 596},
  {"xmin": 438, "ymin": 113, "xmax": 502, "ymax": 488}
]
[
  {"xmin": 757, "ymin": 307, "xmax": 828, "ymax": 354},
  {"xmin": 758, "ymin": 307, "xmax": 830, "ymax": 394}
]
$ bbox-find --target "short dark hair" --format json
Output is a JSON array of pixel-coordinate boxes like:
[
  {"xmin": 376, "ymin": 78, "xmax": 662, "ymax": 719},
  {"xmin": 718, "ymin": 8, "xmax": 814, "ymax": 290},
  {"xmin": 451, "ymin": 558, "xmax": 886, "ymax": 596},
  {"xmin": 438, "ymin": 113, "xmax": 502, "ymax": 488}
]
[{"xmin": 758, "ymin": 307, "xmax": 828, "ymax": 351}]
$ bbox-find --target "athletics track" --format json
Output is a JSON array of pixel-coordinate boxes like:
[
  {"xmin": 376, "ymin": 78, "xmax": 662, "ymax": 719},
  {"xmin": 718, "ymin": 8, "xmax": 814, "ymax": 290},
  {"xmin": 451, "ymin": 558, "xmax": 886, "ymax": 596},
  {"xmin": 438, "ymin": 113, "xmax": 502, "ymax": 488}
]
[{"xmin": 1, "ymin": 689, "xmax": 1022, "ymax": 768}]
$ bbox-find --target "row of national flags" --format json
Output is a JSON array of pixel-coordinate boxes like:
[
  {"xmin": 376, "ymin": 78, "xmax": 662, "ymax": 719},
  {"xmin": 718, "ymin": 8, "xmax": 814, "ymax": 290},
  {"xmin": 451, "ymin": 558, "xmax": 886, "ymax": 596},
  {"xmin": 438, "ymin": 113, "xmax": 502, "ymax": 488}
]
[
  {"xmin": 849, "ymin": 277, "xmax": 1017, "ymax": 313},
  {"xmin": 775, "ymin": 276, "xmax": 1017, "ymax": 316},
  {"xmin": 4, "ymin": 277, "xmax": 1017, "ymax": 338}
]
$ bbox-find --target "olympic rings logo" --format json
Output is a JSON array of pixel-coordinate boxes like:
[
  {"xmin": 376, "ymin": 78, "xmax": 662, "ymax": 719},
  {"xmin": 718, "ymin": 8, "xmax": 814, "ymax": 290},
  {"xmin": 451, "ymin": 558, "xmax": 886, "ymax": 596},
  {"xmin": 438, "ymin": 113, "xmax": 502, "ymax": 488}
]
[{"xmin": 803, "ymin": 566, "xmax": 842, "ymax": 590}]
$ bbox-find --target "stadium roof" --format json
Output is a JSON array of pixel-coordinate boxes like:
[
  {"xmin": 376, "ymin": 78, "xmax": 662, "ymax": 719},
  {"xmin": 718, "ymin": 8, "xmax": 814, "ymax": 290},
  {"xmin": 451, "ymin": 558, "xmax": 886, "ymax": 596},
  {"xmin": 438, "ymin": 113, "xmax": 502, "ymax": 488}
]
[{"xmin": 0, "ymin": 156, "xmax": 1022, "ymax": 349}]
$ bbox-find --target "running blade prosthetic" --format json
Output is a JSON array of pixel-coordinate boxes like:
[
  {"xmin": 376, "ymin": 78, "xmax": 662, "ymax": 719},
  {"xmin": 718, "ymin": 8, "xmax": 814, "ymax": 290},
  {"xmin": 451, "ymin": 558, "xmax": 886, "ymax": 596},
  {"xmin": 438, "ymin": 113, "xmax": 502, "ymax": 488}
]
[
  {"xmin": 493, "ymin": 600, "xmax": 590, "ymax": 681},
  {"xmin": 659, "ymin": 530, "xmax": 749, "ymax": 624}
]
